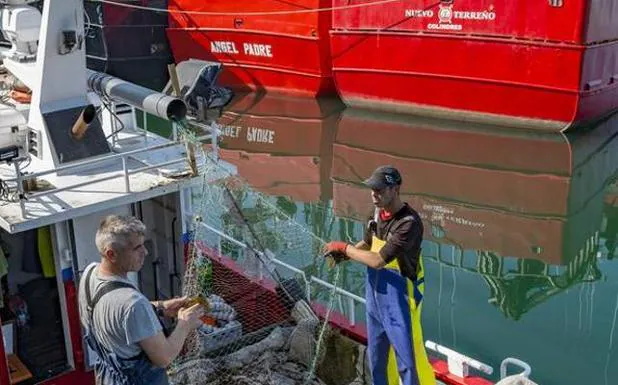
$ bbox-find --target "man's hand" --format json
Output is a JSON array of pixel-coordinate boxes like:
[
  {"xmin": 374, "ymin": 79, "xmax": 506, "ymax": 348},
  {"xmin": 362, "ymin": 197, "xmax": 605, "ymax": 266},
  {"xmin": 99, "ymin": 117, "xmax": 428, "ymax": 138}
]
[
  {"xmin": 323, "ymin": 241, "xmax": 348, "ymax": 255},
  {"xmin": 177, "ymin": 303, "xmax": 205, "ymax": 331},
  {"xmin": 158, "ymin": 296, "xmax": 191, "ymax": 318},
  {"xmin": 322, "ymin": 241, "xmax": 350, "ymax": 268},
  {"xmin": 323, "ymin": 250, "xmax": 348, "ymax": 268},
  {"xmin": 323, "ymin": 241, "xmax": 386, "ymax": 269}
]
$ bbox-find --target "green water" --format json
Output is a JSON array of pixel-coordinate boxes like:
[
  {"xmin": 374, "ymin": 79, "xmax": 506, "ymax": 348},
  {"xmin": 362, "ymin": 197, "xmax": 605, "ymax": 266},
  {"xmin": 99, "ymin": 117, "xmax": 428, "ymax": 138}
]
[{"xmin": 159, "ymin": 95, "xmax": 618, "ymax": 384}]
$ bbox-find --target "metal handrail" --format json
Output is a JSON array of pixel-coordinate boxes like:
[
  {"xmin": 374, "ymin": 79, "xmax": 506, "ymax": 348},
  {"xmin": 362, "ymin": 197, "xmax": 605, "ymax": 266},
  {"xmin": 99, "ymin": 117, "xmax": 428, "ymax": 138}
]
[
  {"xmin": 197, "ymin": 221, "xmax": 366, "ymax": 325},
  {"xmin": 6, "ymin": 105, "xmax": 220, "ymax": 216},
  {"xmin": 425, "ymin": 340, "xmax": 494, "ymax": 378},
  {"xmin": 9, "ymin": 140, "xmax": 183, "ymax": 182},
  {"xmin": 195, "ymin": 220, "xmax": 540, "ymax": 381}
]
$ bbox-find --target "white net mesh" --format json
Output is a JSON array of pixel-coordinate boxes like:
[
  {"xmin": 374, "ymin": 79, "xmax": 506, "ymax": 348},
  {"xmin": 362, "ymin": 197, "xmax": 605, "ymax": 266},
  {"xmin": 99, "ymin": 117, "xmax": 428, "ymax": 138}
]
[{"xmin": 167, "ymin": 124, "xmax": 368, "ymax": 385}]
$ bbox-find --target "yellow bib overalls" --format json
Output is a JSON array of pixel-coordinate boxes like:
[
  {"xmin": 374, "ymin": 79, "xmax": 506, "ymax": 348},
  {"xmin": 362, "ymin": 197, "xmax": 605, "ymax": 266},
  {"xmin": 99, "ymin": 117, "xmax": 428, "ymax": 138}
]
[{"xmin": 366, "ymin": 235, "xmax": 436, "ymax": 385}]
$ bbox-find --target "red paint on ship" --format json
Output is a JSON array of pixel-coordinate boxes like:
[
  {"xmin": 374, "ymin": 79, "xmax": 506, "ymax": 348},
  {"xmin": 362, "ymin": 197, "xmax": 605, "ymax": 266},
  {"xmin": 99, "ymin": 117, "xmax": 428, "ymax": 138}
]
[
  {"xmin": 167, "ymin": 0, "xmax": 335, "ymax": 96},
  {"xmin": 0, "ymin": 317, "xmax": 9, "ymax": 385},
  {"xmin": 64, "ymin": 280, "xmax": 86, "ymax": 371},
  {"xmin": 432, "ymin": 361, "xmax": 494, "ymax": 385},
  {"xmin": 167, "ymin": 0, "xmax": 618, "ymax": 128},
  {"xmin": 201, "ymin": 244, "xmax": 291, "ymax": 333},
  {"xmin": 330, "ymin": 0, "xmax": 618, "ymax": 130},
  {"xmin": 331, "ymin": 0, "xmax": 618, "ymax": 43}
]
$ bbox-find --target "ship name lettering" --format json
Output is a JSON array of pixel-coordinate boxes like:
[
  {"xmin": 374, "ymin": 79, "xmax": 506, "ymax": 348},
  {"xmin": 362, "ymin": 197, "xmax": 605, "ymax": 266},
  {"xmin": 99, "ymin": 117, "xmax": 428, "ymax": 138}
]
[
  {"xmin": 243, "ymin": 43, "xmax": 273, "ymax": 58},
  {"xmin": 210, "ymin": 41, "xmax": 239, "ymax": 54},
  {"xmin": 247, "ymin": 127, "xmax": 275, "ymax": 143}
]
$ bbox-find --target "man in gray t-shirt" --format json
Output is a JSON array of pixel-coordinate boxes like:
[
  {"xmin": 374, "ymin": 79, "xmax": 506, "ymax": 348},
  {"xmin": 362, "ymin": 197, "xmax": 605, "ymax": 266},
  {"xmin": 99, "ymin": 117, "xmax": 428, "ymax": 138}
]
[
  {"xmin": 78, "ymin": 215, "xmax": 205, "ymax": 385},
  {"xmin": 78, "ymin": 262, "xmax": 163, "ymax": 359}
]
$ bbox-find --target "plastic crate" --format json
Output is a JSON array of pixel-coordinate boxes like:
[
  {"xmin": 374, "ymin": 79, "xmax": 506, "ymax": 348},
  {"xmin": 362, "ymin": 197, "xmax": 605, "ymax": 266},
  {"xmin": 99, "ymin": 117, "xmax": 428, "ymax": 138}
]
[{"xmin": 197, "ymin": 321, "xmax": 242, "ymax": 354}]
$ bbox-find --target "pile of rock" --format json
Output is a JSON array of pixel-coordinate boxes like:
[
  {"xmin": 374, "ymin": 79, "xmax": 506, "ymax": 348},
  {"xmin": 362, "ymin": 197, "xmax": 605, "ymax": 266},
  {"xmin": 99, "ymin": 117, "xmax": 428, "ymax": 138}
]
[{"xmin": 169, "ymin": 320, "xmax": 371, "ymax": 385}]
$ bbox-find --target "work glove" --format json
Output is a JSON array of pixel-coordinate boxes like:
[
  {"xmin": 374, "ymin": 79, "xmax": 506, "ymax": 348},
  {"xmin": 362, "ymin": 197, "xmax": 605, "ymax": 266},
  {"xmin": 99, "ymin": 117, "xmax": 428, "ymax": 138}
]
[
  {"xmin": 322, "ymin": 241, "xmax": 349, "ymax": 268},
  {"xmin": 323, "ymin": 241, "xmax": 348, "ymax": 254}
]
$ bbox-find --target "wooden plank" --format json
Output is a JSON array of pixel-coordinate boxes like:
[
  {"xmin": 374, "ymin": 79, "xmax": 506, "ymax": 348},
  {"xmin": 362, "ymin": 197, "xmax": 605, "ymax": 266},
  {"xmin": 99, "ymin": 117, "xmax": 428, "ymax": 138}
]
[{"xmin": 8, "ymin": 354, "xmax": 32, "ymax": 384}]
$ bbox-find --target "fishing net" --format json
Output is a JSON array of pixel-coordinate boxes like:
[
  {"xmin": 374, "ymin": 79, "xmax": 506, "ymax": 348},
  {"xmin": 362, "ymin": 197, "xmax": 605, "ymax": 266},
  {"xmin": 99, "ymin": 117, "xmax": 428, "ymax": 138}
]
[{"xmin": 167, "ymin": 123, "xmax": 369, "ymax": 385}]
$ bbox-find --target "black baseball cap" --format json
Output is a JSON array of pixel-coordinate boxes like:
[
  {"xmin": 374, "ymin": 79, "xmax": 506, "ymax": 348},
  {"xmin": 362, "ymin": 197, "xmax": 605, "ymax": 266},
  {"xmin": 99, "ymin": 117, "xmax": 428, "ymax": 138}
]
[{"xmin": 363, "ymin": 165, "xmax": 402, "ymax": 190}]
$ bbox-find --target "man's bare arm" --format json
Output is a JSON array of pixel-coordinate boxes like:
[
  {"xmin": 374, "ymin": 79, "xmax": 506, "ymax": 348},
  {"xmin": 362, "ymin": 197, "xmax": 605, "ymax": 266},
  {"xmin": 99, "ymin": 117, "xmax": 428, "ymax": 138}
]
[
  {"xmin": 139, "ymin": 322, "xmax": 191, "ymax": 368},
  {"xmin": 345, "ymin": 244, "xmax": 385, "ymax": 269},
  {"xmin": 355, "ymin": 240, "xmax": 370, "ymax": 250},
  {"xmin": 139, "ymin": 303, "xmax": 203, "ymax": 368}
]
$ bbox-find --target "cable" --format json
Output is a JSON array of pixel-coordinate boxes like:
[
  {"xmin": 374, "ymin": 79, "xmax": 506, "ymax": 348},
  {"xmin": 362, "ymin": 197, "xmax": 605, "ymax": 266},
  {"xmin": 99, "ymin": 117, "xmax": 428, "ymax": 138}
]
[
  {"xmin": 83, "ymin": 8, "xmax": 92, "ymax": 37},
  {"xmin": 0, "ymin": 75, "xmax": 15, "ymax": 107},
  {"xmin": 0, "ymin": 178, "xmax": 10, "ymax": 201},
  {"xmin": 16, "ymin": 156, "xmax": 31, "ymax": 171},
  {"xmin": 0, "ymin": 177, "xmax": 20, "ymax": 203},
  {"xmin": 99, "ymin": 0, "xmax": 404, "ymax": 16},
  {"xmin": 98, "ymin": 96, "xmax": 126, "ymax": 140}
]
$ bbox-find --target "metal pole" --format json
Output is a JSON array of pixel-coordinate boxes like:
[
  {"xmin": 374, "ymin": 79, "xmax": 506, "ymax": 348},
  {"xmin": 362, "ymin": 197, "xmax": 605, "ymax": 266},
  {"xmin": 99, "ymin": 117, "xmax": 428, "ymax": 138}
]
[
  {"xmin": 348, "ymin": 297, "xmax": 356, "ymax": 326},
  {"xmin": 87, "ymin": 70, "xmax": 187, "ymax": 121},
  {"xmin": 13, "ymin": 161, "xmax": 26, "ymax": 218},
  {"xmin": 110, "ymin": 102, "xmax": 117, "ymax": 148},
  {"xmin": 122, "ymin": 157, "xmax": 130, "ymax": 193}
]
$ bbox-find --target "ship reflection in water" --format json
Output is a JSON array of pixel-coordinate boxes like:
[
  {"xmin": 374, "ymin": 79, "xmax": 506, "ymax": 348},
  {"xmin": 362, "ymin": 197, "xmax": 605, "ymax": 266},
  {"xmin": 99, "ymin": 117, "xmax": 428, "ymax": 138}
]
[{"xmin": 214, "ymin": 93, "xmax": 618, "ymax": 385}]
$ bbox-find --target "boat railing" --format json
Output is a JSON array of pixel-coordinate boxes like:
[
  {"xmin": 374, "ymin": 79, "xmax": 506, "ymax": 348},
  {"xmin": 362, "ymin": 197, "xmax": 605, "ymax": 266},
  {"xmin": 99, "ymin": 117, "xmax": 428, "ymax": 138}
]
[
  {"xmin": 196, "ymin": 218, "xmax": 601, "ymax": 329},
  {"xmin": 195, "ymin": 220, "xmax": 537, "ymax": 383},
  {"xmin": 425, "ymin": 341, "xmax": 494, "ymax": 378},
  {"xmin": 4, "ymin": 106, "xmax": 220, "ymax": 219},
  {"xmin": 197, "ymin": 221, "xmax": 366, "ymax": 326}
]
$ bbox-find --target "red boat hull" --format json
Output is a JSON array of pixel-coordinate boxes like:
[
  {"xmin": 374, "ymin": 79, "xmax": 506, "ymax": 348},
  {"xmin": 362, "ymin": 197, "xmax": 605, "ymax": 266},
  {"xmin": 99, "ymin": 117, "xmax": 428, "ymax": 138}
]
[
  {"xmin": 329, "ymin": 0, "xmax": 618, "ymax": 128},
  {"xmin": 331, "ymin": 32, "xmax": 618, "ymax": 130},
  {"xmin": 331, "ymin": 0, "xmax": 618, "ymax": 44},
  {"xmin": 167, "ymin": 0, "xmax": 618, "ymax": 127},
  {"xmin": 167, "ymin": 0, "xmax": 335, "ymax": 96}
]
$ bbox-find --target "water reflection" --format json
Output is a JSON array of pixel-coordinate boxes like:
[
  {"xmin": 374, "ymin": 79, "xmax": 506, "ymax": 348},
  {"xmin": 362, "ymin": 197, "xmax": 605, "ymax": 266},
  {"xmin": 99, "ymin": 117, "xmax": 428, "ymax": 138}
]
[
  {"xmin": 212, "ymin": 93, "xmax": 618, "ymax": 385},
  {"xmin": 211, "ymin": 92, "xmax": 350, "ymax": 294},
  {"xmin": 217, "ymin": 92, "xmax": 344, "ymax": 203}
]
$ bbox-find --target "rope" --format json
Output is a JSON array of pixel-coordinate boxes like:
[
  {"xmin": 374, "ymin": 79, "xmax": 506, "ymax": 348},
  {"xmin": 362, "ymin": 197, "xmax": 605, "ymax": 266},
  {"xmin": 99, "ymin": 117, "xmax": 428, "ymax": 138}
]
[
  {"xmin": 98, "ymin": 0, "xmax": 405, "ymax": 16},
  {"xmin": 304, "ymin": 265, "xmax": 341, "ymax": 385}
]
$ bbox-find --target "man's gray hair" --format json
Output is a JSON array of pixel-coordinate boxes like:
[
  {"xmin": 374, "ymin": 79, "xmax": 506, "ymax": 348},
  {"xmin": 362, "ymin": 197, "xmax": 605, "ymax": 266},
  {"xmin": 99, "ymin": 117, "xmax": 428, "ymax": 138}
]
[{"xmin": 95, "ymin": 215, "xmax": 146, "ymax": 255}]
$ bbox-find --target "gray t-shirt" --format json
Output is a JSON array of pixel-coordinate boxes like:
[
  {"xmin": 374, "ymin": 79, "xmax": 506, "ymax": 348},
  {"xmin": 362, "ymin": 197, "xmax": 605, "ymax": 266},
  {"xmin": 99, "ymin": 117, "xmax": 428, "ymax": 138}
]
[{"xmin": 78, "ymin": 262, "xmax": 162, "ymax": 359}]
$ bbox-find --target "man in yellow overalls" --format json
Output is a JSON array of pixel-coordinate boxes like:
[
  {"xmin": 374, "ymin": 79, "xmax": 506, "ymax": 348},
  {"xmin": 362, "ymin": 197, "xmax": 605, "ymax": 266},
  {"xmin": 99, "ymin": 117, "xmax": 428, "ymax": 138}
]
[{"xmin": 324, "ymin": 165, "xmax": 436, "ymax": 385}]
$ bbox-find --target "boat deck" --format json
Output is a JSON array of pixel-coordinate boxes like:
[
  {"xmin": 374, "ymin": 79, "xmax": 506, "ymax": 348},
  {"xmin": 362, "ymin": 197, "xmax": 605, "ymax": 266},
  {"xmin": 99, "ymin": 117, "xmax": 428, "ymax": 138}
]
[{"xmin": 0, "ymin": 102, "xmax": 235, "ymax": 234}]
